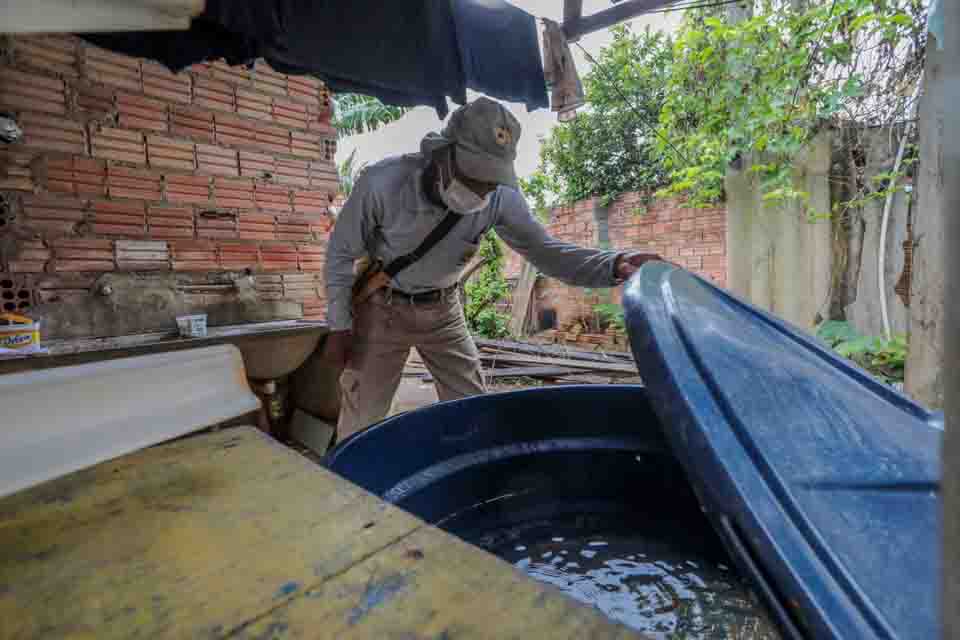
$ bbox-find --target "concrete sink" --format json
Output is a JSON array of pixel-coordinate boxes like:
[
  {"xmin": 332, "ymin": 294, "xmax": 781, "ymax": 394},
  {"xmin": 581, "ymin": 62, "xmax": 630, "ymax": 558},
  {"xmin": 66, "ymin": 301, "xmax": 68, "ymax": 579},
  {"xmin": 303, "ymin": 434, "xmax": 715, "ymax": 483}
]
[{"xmin": 235, "ymin": 329, "xmax": 325, "ymax": 380}]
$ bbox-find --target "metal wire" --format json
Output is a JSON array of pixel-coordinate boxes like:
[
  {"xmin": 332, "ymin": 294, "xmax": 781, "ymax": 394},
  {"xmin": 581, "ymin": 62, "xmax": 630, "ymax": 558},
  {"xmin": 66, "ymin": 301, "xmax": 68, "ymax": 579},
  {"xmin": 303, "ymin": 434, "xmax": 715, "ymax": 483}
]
[{"xmin": 640, "ymin": 0, "xmax": 749, "ymax": 15}]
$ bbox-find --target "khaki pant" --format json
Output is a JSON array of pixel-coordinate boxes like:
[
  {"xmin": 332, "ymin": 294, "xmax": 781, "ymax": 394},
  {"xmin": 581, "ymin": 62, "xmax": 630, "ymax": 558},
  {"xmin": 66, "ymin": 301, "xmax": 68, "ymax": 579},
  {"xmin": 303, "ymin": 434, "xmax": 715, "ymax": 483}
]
[{"xmin": 337, "ymin": 289, "xmax": 485, "ymax": 440}]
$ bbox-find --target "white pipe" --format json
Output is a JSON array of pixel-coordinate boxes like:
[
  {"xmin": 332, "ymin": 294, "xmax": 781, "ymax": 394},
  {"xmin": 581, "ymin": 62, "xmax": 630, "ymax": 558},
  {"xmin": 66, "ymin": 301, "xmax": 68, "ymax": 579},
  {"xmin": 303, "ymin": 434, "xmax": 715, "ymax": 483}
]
[{"xmin": 879, "ymin": 75, "xmax": 923, "ymax": 341}]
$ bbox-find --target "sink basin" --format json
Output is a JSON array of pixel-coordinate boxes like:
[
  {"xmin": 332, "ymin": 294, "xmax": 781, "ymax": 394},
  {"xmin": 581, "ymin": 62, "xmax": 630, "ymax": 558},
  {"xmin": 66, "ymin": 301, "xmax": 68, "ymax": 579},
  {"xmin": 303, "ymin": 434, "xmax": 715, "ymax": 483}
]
[{"xmin": 235, "ymin": 330, "xmax": 324, "ymax": 380}]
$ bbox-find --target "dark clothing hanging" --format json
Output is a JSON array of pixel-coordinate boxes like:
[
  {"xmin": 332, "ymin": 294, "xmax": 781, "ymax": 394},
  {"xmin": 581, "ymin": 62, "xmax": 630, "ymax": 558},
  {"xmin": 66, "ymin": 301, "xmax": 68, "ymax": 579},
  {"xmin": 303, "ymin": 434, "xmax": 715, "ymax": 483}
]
[{"xmin": 79, "ymin": 0, "xmax": 547, "ymax": 119}]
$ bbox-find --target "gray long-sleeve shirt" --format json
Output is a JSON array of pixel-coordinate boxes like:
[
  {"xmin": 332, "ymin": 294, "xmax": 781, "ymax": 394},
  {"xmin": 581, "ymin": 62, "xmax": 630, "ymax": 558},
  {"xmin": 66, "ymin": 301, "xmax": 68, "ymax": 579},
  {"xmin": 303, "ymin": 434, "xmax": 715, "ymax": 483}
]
[{"xmin": 324, "ymin": 154, "xmax": 621, "ymax": 331}]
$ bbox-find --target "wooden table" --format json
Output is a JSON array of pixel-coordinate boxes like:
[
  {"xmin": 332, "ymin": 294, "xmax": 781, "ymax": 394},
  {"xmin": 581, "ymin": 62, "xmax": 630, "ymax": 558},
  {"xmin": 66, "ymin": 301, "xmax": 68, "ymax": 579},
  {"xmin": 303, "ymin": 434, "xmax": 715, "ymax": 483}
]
[{"xmin": 0, "ymin": 427, "xmax": 640, "ymax": 639}]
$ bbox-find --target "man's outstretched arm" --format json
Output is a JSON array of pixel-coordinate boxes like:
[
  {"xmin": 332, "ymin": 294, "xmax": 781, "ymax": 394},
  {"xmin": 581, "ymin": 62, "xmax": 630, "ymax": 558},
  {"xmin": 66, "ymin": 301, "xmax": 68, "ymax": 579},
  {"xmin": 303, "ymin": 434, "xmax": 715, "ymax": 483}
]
[{"xmin": 493, "ymin": 188, "xmax": 660, "ymax": 287}]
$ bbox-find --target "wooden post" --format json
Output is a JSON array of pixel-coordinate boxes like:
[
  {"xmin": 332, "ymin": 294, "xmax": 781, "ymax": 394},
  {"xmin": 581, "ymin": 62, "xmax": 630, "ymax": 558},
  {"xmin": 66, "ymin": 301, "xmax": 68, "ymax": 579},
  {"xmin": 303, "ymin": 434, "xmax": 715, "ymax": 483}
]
[
  {"xmin": 563, "ymin": 0, "xmax": 583, "ymax": 27},
  {"xmin": 508, "ymin": 262, "xmax": 537, "ymax": 337},
  {"xmin": 563, "ymin": 0, "xmax": 677, "ymax": 41}
]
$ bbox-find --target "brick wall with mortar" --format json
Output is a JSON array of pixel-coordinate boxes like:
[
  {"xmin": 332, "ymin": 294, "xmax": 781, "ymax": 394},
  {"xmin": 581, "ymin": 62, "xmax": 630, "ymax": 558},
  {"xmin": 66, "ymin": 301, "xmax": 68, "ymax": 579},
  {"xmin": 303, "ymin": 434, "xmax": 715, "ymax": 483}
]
[
  {"xmin": 0, "ymin": 35, "xmax": 337, "ymax": 338},
  {"xmin": 503, "ymin": 193, "xmax": 727, "ymax": 337}
]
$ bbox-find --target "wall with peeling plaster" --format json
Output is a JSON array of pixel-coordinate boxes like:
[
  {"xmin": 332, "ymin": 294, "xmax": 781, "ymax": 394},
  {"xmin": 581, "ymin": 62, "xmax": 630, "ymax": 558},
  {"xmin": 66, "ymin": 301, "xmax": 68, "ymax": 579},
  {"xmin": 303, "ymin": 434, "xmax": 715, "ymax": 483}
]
[{"xmin": 724, "ymin": 125, "xmax": 938, "ymax": 408}]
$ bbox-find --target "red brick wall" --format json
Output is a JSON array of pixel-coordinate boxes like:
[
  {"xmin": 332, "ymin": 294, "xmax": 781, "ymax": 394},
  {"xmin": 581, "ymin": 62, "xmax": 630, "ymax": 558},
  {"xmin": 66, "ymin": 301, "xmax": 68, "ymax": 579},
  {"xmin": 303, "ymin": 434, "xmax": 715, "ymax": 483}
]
[
  {"xmin": 505, "ymin": 192, "xmax": 727, "ymax": 333},
  {"xmin": 0, "ymin": 35, "xmax": 337, "ymax": 333}
]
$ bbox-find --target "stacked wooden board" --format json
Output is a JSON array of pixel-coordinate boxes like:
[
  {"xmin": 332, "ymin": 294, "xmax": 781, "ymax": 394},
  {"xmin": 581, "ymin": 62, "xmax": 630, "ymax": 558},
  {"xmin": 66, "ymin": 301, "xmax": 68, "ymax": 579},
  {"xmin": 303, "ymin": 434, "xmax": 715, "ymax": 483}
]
[{"xmin": 409, "ymin": 338, "xmax": 640, "ymax": 385}]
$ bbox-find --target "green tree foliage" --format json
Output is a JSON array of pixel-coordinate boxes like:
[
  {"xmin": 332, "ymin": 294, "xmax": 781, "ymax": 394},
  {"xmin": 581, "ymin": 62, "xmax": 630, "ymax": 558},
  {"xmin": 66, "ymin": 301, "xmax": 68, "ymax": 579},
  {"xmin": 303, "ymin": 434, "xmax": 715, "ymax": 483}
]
[
  {"xmin": 528, "ymin": 26, "xmax": 676, "ymax": 207},
  {"xmin": 525, "ymin": 1, "xmax": 924, "ymax": 214},
  {"xmin": 464, "ymin": 233, "xmax": 511, "ymax": 338},
  {"xmin": 518, "ymin": 173, "xmax": 553, "ymax": 221},
  {"xmin": 333, "ymin": 94, "xmax": 409, "ymax": 138},
  {"xmin": 594, "ymin": 303, "xmax": 626, "ymax": 331},
  {"xmin": 658, "ymin": 0, "xmax": 927, "ymax": 208},
  {"xmin": 332, "ymin": 95, "xmax": 407, "ymax": 194}
]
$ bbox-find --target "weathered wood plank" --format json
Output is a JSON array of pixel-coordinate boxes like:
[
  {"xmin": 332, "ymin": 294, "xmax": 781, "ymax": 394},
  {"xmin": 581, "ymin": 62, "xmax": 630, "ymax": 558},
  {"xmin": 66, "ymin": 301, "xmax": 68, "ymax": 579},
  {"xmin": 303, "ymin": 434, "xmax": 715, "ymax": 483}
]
[
  {"xmin": 0, "ymin": 426, "xmax": 644, "ymax": 639},
  {"xmin": 424, "ymin": 365, "xmax": 581, "ymax": 383},
  {"xmin": 474, "ymin": 338, "xmax": 635, "ymax": 363},
  {"xmin": 233, "ymin": 525, "xmax": 641, "ymax": 639},
  {"xmin": 555, "ymin": 373, "xmax": 645, "ymax": 385},
  {"xmin": 0, "ymin": 428, "xmax": 421, "ymax": 639},
  {"xmin": 479, "ymin": 351, "xmax": 638, "ymax": 374},
  {"xmin": 508, "ymin": 262, "xmax": 537, "ymax": 337}
]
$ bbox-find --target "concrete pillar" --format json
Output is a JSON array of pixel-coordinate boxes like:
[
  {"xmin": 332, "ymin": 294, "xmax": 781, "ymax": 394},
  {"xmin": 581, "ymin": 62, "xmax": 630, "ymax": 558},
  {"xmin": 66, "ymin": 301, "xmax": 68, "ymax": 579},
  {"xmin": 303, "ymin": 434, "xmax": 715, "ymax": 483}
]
[
  {"xmin": 724, "ymin": 0, "xmax": 754, "ymax": 302},
  {"xmin": 724, "ymin": 135, "xmax": 832, "ymax": 330},
  {"xmin": 749, "ymin": 175, "xmax": 775, "ymax": 311},
  {"xmin": 591, "ymin": 199, "xmax": 611, "ymax": 250},
  {"xmin": 907, "ymin": 37, "xmax": 947, "ymax": 408},
  {"xmin": 591, "ymin": 199, "xmax": 613, "ymax": 307},
  {"xmin": 808, "ymin": 140, "xmax": 834, "ymax": 326},
  {"xmin": 788, "ymin": 133, "xmax": 832, "ymax": 328},
  {"xmin": 724, "ymin": 159, "xmax": 755, "ymax": 300},
  {"xmin": 942, "ymin": 0, "xmax": 960, "ymax": 635}
]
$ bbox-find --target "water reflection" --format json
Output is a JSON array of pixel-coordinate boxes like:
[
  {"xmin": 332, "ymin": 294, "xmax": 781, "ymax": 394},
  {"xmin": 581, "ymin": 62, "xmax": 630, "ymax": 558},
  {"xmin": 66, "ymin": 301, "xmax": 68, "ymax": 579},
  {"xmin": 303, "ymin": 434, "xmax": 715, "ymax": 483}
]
[{"xmin": 499, "ymin": 535, "xmax": 780, "ymax": 639}]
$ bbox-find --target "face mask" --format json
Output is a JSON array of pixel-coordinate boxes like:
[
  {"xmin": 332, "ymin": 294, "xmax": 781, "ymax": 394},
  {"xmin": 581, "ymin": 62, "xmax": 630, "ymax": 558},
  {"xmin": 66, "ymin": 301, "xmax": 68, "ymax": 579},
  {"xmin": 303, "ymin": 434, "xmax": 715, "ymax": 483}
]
[
  {"xmin": 437, "ymin": 177, "xmax": 492, "ymax": 214},
  {"xmin": 436, "ymin": 153, "xmax": 493, "ymax": 214}
]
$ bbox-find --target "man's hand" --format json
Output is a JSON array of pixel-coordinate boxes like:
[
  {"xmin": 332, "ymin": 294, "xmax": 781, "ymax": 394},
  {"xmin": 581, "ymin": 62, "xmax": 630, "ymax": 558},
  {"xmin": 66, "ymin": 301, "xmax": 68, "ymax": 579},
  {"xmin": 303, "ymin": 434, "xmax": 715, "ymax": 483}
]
[
  {"xmin": 322, "ymin": 330, "xmax": 354, "ymax": 369},
  {"xmin": 615, "ymin": 252, "xmax": 663, "ymax": 282}
]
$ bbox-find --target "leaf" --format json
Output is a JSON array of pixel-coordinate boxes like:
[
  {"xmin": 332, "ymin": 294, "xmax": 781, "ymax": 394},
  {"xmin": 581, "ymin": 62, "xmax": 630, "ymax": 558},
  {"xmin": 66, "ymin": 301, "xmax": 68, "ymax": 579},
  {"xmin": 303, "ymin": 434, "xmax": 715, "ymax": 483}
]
[
  {"xmin": 595, "ymin": 303, "xmax": 626, "ymax": 331},
  {"xmin": 817, "ymin": 320, "xmax": 861, "ymax": 346},
  {"xmin": 333, "ymin": 94, "xmax": 409, "ymax": 138},
  {"xmin": 841, "ymin": 76, "xmax": 865, "ymax": 99},
  {"xmin": 835, "ymin": 336, "xmax": 874, "ymax": 358},
  {"xmin": 849, "ymin": 13, "xmax": 878, "ymax": 33},
  {"xmin": 535, "ymin": 0, "xmax": 921, "ymax": 215},
  {"xmin": 889, "ymin": 13, "xmax": 913, "ymax": 27}
]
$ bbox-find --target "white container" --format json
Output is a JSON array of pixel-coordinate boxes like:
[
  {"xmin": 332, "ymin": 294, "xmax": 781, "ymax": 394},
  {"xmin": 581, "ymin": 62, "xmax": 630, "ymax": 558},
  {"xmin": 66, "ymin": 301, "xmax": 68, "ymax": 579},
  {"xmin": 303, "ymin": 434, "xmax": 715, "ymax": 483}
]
[{"xmin": 176, "ymin": 314, "xmax": 207, "ymax": 338}]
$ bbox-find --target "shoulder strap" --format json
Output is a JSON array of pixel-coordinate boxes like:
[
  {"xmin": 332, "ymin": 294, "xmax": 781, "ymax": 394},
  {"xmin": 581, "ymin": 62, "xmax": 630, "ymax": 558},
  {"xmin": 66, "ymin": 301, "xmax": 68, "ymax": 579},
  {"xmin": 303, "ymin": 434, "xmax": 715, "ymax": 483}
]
[{"xmin": 383, "ymin": 209, "xmax": 463, "ymax": 278}]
